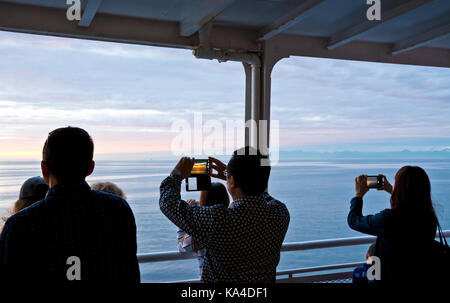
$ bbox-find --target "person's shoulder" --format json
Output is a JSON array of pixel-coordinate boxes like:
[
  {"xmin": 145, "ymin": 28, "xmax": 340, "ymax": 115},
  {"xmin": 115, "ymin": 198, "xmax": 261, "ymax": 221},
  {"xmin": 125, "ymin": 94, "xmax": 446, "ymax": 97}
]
[
  {"xmin": 264, "ymin": 193, "xmax": 289, "ymax": 211},
  {"xmin": 7, "ymin": 198, "xmax": 49, "ymax": 224}
]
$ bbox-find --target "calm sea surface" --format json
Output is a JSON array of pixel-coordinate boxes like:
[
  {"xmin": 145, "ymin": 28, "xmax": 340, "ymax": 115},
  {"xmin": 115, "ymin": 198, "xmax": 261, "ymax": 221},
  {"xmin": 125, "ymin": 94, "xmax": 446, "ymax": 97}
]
[{"xmin": 1, "ymin": 159, "xmax": 449, "ymax": 282}]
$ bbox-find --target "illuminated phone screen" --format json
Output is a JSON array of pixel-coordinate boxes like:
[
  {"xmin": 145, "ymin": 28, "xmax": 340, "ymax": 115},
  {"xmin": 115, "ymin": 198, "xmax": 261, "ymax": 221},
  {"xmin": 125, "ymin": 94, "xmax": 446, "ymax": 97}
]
[
  {"xmin": 191, "ymin": 159, "xmax": 209, "ymax": 175},
  {"xmin": 367, "ymin": 176, "xmax": 382, "ymax": 188}
]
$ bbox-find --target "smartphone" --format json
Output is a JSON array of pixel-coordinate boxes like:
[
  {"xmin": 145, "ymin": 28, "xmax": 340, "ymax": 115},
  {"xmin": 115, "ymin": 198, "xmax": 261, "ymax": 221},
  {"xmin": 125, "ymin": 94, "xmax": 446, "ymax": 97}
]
[
  {"xmin": 186, "ymin": 159, "xmax": 211, "ymax": 191},
  {"xmin": 190, "ymin": 159, "xmax": 210, "ymax": 176},
  {"xmin": 367, "ymin": 175, "xmax": 384, "ymax": 189},
  {"xmin": 186, "ymin": 175, "xmax": 211, "ymax": 192},
  {"xmin": 186, "ymin": 176, "xmax": 198, "ymax": 191}
]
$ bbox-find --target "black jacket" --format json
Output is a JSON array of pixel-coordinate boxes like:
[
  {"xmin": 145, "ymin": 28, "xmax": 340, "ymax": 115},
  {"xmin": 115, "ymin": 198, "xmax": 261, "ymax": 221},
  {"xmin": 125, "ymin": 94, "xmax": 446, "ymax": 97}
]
[
  {"xmin": 0, "ymin": 182, "xmax": 140, "ymax": 282},
  {"xmin": 348, "ymin": 196, "xmax": 437, "ymax": 283}
]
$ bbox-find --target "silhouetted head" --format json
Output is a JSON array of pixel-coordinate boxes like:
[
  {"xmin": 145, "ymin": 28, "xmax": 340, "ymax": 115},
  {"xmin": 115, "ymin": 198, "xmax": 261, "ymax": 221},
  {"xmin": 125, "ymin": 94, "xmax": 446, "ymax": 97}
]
[
  {"xmin": 42, "ymin": 127, "xmax": 95, "ymax": 184},
  {"xmin": 1, "ymin": 176, "xmax": 49, "ymax": 235},
  {"xmin": 390, "ymin": 166, "xmax": 438, "ymax": 236},
  {"xmin": 391, "ymin": 166, "xmax": 433, "ymax": 211},
  {"xmin": 226, "ymin": 147, "xmax": 271, "ymax": 197},
  {"xmin": 199, "ymin": 183, "xmax": 230, "ymax": 207}
]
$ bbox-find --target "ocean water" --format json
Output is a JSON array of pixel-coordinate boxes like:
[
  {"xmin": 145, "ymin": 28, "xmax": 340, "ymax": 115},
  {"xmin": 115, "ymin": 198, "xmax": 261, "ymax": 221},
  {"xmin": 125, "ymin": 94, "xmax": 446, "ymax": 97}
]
[{"xmin": 0, "ymin": 159, "xmax": 449, "ymax": 282}]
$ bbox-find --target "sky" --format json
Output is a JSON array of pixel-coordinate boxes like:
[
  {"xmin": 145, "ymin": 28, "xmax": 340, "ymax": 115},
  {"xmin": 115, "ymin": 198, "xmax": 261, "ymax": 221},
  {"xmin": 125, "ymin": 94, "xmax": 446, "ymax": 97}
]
[{"xmin": 0, "ymin": 30, "xmax": 449, "ymax": 160}]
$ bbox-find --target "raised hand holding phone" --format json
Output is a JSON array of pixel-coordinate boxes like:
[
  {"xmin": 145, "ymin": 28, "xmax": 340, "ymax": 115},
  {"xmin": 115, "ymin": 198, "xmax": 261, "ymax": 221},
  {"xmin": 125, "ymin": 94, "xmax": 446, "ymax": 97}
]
[
  {"xmin": 378, "ymin": 174, "xmax": 393, "ymax": 194},
  {"xmin": 355, "ymin": 175, "xmax": 369, "ymax": 198},
  {"xmin": 186, "ymin": 159, "xmax": 211, "ymax": 192},
  {"xmin": 209, "ymin": 157, "xmax": 227, "ymax": 181},
  {"xmin": 173, "ymin": 157, "xmax": 195, "ymax": 179}
]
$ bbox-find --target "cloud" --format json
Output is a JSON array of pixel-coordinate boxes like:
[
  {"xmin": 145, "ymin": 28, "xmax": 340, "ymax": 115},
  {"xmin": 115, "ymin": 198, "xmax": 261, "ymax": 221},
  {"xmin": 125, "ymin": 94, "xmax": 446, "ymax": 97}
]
[
  {"xmin": 271, "ymin": 56, "xmax": 450, "ymax": 148},
  {"xmin": 0, "ymin": 30, "xmax": 449, "ymax": 159}
]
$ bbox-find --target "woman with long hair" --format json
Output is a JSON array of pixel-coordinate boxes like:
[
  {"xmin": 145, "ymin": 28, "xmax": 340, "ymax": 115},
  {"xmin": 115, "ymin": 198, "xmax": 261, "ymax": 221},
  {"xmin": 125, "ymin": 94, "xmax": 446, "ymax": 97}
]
[
  {"xmin": 0, "ymin": 176, "xmax": 49, "ymax": 235},
  {"xmin": 177, "ymin": 182, "xmax": 230, "ymax": 277},
  {"xmin": 348, "ymin": 166, "xmax": 441, "ymax": 282}
]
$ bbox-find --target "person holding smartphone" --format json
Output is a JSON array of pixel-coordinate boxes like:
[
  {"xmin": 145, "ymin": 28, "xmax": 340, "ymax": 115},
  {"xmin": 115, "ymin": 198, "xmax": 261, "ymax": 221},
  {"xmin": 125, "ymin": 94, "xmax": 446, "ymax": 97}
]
[
  {"xmin": 348, "ymin": 166, "xmax": 441, "ymax": 283},
  {"xmin": 159, "ymin": 147, "xmax": 290, "ymax": 283}
]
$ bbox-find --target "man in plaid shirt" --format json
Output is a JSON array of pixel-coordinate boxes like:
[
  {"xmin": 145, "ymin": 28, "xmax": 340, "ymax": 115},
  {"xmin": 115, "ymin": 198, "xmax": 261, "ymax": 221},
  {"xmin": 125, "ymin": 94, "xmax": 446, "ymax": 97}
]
[{"xmin": 0, "ymin": 127, "xmax": 140, "ymax": 282}]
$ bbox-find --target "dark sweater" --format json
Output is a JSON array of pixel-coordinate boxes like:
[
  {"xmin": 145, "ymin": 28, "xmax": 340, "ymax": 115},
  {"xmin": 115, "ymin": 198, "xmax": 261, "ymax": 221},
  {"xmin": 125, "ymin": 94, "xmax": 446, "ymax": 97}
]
[
  {"xmin": 348, "ymin": 196, "xmax": 437, "ymax": 282},
  {"xmin": 0, "ymin": 182, "xmax": 140, "ymax": 282}
]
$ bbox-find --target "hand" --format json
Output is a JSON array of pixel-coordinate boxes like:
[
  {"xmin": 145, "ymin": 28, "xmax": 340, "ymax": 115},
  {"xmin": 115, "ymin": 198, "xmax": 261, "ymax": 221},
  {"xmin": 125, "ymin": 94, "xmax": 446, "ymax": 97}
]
[
  {"xmin": 355, "ymin": 175, "xmax": 369, "ymax": 198},
  {"xmin": 378, "ymin": 174, "xmax": 393, "ymax": 194},
  {"xmin": 173, "ymin": 157, "xmax": 195, "ymax": 179},
  {"xmin": 186, "ymin": 199, "xmax": 197, "ymax": 206},
  {"xmin": 209, "ymin": 157, "xmax": 227, "ymax": 180}
]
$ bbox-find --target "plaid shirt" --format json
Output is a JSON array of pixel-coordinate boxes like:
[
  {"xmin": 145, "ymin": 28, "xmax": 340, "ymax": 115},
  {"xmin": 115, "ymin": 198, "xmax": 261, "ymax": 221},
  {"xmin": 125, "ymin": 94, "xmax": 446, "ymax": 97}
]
[
  {"xmin": 160, "ymin": 175, "xmax": 290, "ymax": 283},
  {"xmin": 0, "ymin": 182, "xmax": 140, "ymax": 282}
]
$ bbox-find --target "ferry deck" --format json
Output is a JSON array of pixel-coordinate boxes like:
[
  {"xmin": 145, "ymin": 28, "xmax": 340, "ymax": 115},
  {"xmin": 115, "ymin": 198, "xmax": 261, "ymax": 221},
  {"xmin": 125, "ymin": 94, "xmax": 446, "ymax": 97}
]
[{"xmin": 0, "ymin": 0, "xmax": 449, "ymax": 282}]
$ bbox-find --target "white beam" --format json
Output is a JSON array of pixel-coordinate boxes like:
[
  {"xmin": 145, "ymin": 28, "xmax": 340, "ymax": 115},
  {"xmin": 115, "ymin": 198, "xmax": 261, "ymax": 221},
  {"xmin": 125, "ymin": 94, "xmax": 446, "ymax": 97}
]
[
  {"xmin": 392, "ymin": 23, "xmax": 450, "ymax": 55},
  {"xmin": 327, "ymin": 0, "xmax": 433, "ymax": 50},
  {"xmin": 78, "ymin": 0, "xmax": 102, "ymax": 28},
  {"xmin": 180, "ymin": 0, "xmax": 236, "ymax": 37},
  {"xmin": 258, "ymin": 0, "xmax": 326, "ymax": 41}
]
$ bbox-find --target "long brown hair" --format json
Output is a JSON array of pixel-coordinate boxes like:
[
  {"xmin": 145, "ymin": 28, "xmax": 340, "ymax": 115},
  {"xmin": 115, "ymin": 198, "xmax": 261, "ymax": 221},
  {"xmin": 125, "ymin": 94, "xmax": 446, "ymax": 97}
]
[
  {"xmin": 390, "ymin": 166, "xmax": 438, "ymax": 237},
  {"xmin": 199, "ymin": 183, "xmax": 230, "ymax": 207},
  {"xmin": 0, "ymin": 198, "xmax": 40, "ymax": 235}
]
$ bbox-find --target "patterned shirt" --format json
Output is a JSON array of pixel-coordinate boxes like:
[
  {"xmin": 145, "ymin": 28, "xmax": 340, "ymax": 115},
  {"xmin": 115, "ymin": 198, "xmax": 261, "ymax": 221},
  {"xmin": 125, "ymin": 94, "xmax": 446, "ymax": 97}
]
[
  {"xmin": 160, "ymin": 175, "xmax": 290, "ymax": 283},
  {"xmin": 0, "ymin": 182, "xmax": 140, "ymax": 282}
]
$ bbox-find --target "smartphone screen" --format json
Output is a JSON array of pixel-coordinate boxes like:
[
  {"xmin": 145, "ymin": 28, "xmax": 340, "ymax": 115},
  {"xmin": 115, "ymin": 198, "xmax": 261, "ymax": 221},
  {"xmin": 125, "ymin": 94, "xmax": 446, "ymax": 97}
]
[
  {"xmin": 186, "ymin": 177, "xmax": 197, "ymax": 191},
  {"xmin": 190, "ymin": 159, "xmax": 209, "ymax": 175},
  {"xmin": 367, "ymin": 176, "xmax": 382, "ymax": 188}
]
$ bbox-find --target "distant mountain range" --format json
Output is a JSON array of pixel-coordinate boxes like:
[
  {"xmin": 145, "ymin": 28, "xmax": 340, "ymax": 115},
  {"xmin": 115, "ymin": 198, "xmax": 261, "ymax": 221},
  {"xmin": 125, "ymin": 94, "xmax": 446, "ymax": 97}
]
[
  {"xmin": 92, "ymin": 148, "xmax": 450, "ymax": 161},
  {"xmin": 278, "ymin": 149, "xmax": 450, "ymax": 160}
]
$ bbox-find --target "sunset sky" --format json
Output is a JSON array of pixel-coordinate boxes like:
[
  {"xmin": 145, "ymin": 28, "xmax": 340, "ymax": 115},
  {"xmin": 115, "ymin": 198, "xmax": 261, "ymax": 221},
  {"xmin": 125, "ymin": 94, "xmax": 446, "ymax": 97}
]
[{"xmin": 0, "ymin": 30, "xmax": 449, "ymax": 160}]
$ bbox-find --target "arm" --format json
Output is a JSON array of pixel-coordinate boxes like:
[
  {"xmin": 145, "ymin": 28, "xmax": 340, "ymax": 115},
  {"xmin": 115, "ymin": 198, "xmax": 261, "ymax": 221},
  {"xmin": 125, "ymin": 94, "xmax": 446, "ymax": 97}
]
[
  {"xmin": 160, "ymin": 175, "xmax": 218, "ymax": 247},
  {"xmin": 177, "ymin": 229, "xmax": 193, "ymax": 253},
  {"xmin": 117, "ymin": 202, "xmax": 140, "ymax": 283},
  {"xmin": 347, "ymin": 197, "xmax": 386, "ymax": 236},
  {"xmin": 128, "ymin": 216, "xmax": 141, "ymax": 283}
]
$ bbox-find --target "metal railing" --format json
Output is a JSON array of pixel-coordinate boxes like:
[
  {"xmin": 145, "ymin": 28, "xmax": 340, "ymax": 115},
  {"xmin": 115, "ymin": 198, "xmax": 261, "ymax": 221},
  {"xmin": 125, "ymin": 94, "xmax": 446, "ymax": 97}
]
[{"xmin": 137, "ymin": 230, "xmax": 450, "ymax": 282}]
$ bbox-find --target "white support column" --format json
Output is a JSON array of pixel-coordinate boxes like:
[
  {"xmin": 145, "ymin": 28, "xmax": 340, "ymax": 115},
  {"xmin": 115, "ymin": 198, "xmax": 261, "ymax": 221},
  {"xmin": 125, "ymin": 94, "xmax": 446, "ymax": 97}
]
[
  {"xmin": 258, "ymin": 44, "xmax": 290, "ymax": 151},
  {"xmin": 243, "ymin": 45, "xmax": 289, "ymax": 153},
  {"xmin": 243, "ymin": 62, "xmax": 252, "ymax": 147},
  {"xmin": 250, "ymin": 63, "xmax": 262, "ymax": 150}
]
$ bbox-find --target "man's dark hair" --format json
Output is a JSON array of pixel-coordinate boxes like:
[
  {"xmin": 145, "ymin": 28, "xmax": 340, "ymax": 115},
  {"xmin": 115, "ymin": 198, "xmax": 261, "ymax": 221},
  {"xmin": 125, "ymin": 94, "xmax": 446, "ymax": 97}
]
[
  {"xmin": 226, "ymin": 147, "xmax": 271, "ymax": 196},
  {"xmin": 43, "ymin": 127, "xmax": 94, "ymax": 183}
]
